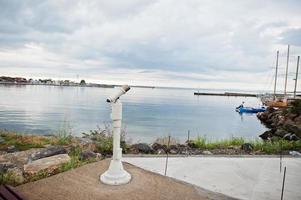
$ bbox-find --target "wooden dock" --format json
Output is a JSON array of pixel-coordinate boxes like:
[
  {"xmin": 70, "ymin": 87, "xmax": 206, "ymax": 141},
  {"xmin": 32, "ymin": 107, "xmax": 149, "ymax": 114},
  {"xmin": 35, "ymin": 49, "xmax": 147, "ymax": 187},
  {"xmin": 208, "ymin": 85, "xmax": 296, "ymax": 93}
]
[{"xmin": 194, "ymin": 92, "xmax": 257, "ymax": 97}]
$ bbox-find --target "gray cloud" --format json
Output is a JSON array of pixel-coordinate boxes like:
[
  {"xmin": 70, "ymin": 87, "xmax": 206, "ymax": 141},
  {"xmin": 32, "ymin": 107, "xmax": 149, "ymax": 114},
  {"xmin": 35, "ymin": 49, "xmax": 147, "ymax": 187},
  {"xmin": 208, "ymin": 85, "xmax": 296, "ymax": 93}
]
[
  {"xmin": 0, "ymin": 0, "xmax": 301, "ymax": 90},
  {"xmin": 281, "ymin": 28, "xmax": 301, "ymax": 46}
]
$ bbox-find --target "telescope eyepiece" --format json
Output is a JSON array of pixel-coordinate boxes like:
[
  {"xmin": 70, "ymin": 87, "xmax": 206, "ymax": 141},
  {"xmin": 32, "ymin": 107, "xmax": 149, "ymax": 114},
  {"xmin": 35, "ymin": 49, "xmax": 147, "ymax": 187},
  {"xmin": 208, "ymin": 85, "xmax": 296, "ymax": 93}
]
[{"xmin": 106, "ymin": 85, "xmax": 130, "ymax": 103}]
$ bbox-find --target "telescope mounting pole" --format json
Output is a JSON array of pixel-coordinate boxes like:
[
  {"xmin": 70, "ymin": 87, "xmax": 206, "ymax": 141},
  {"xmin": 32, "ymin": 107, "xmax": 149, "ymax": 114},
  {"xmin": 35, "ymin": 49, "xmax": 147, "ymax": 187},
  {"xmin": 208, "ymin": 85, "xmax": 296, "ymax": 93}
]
[{"xmin": 100, "ymin": 99, "xmax": 131, "ymax": 185}]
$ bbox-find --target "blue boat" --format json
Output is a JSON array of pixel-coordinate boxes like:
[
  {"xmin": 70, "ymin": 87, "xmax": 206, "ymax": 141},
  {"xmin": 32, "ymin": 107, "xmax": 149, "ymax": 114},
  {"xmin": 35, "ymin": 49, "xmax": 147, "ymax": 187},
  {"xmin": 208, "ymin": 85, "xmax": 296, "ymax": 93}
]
[{"xmin": 236, "ymin": 106, "xmax": 266, "ymax": 113}]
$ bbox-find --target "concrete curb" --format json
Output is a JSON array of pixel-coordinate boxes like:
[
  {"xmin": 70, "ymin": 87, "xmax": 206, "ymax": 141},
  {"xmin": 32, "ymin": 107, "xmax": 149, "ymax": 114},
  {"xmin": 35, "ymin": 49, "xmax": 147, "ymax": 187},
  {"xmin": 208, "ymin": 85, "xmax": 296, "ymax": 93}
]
[{"xmin": 123, "ymin": 154, "xmax": 301, "ymax": 158}]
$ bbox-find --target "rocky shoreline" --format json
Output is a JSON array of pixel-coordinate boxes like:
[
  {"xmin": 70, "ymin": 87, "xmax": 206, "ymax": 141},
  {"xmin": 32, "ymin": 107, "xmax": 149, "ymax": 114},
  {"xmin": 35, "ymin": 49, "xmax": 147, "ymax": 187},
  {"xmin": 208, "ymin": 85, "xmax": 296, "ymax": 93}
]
[
  {"xmin": 257, "ymin": 100, "xmax": 301, "ymax": 141},
  {"xmin": 1, "ymin": 121, "xmax": 301, "ymax": 186}
]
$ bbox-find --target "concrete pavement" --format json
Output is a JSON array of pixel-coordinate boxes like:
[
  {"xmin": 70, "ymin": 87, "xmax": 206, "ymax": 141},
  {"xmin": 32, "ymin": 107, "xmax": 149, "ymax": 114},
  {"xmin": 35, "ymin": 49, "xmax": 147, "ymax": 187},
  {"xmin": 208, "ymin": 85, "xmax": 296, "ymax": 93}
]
[
  {"xmin": 16, "ymin": 159, "xmax": 235, "ymax": 200},
  {"xmin": 124, "ymin": 156, "xmax": 301, "ymax": 200}
]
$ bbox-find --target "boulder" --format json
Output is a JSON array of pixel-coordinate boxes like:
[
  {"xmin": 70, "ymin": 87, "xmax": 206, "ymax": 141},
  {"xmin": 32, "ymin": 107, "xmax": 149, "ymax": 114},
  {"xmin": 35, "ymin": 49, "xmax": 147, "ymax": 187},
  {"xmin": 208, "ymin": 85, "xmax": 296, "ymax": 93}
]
[
  {"xmin": 294, "ymin": 116, "xmax": 301, "ymax": 124},
  {"xmin": 283, "ymin": 133, "xmax": 300, "ymax": 141},
  {"xmin": 7, "ymin": 145, "xmax": 17, "ymax": 153},
  {"xmin": 169, "ymin": 149, "xmax": 178, "ymax": 154},
  {"xmin": 241, "ymin": 143, "xmax": 253, "ymax": 153},
  {"xmin": 202, "ymin": 150, "xmax": 213, "ymax": 155},
  {"xmin": 0, "ymin": 161, "xmax": 16, "ymax": 173},
  {"xmin": 24, "ymin": 154, "xmax": 71, "ymax": 174},
  {"xmin": 130, "ymin": 143, "xmax": 153, "ymax": 154},
  {"xmin": 77, "ymin": 137, "xmax": 97, "ymax": 152},
  {"xmin": 0, "ymin": 148, "xmax": 42, "ymax": 169},
  {"xmin": 152, "ymin": 143, "xmax": 167, "ymax": 151},
  {"xmin": 29, "ymin": 145, "xmax": 67, "ymax": 162},
  {"xmin": 259, "ymin": 130, "xmax": 273, "ymax": 140},
  {"xmin": 168, "ymin": 145, "xmax": 179, "ymax": 154},
  {"xmin": 274, "ymin": 129, "xmax": 288, "ymax": 137},
  {"xmin": 289, "ymin": 151, "xmax": 301, "ymax": 156},
  {"xmin": 79, "ymin": 150, "xmax": 102, "ymax": 161},
  {"xmin": 156, "ymin": 149, "xmax": 166, "ymax": 154},
  {"xmin": 190, "ymin": 148, "xmax": 202, "ymax": 155},
  {"xmin": 283, "ymin": 123, "xmax": 301, "ymax": 137},
  {"xmin": 185, "ymin": 140, "xmax": 197, "ymax": 148}
]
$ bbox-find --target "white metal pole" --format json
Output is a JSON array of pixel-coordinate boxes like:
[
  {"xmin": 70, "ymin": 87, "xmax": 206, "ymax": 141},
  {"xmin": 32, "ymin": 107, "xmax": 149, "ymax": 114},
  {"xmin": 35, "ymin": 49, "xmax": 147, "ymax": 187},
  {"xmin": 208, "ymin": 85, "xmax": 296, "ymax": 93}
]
[
  {"xmin": 100, "ymin": 99, "xmax": 131, "ymax": 185},
  {"xmin": 274, "ymin": 51, "xmax": 279, "ymax": 100},
  {"xmin": 284, "ymin": 45, "xmax": 290, "ymax": 95},
  {"xmin": 294, "ymin": 56, "xmax": 300, "ymax": 99}
]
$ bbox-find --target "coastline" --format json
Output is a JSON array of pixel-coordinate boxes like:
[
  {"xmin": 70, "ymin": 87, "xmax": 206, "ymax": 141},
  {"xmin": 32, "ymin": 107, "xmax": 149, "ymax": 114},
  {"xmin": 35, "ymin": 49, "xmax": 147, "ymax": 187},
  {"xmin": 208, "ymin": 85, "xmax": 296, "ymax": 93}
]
[{"xmin": 0, "ymin": 129, "xmax": 300, "ymax": 188}]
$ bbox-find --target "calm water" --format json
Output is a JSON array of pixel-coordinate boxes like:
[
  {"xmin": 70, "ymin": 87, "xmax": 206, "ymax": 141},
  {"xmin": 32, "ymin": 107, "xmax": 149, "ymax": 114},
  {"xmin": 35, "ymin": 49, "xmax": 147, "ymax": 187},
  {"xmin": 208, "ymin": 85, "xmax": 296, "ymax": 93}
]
[{"xmin": 0, "ymin": 85, "xmax": 267, "ymax": 142}]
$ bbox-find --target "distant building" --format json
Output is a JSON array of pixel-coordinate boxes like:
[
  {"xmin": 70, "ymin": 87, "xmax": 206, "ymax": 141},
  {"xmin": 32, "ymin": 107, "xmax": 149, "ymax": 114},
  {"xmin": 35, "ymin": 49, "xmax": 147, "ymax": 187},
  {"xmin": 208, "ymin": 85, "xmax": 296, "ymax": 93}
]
[{"xmin": 0, "ymin": 76, "xmax": 27, "ymax": 83}]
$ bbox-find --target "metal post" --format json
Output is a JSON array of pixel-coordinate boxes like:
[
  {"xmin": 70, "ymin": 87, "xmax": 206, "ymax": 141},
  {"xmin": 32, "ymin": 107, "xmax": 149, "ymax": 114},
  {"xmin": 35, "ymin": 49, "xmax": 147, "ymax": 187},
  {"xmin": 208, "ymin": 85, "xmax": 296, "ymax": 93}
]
[
  {"xmin": 294, "ymin": 56, "xmax": 300, "ymax": 99},
  {"xmin": 284, "ymin": 45, "xmax": 290, "ymax": 95},
  {"xmin": 274, "ymin": 51, "xmax": 279, "ymax": 100},
  {"xmin": 164, "ymin": 135, "xmax": 171, "ymax": 176},
  {"xmin": 280, "ymin": 141, "xmax": 282, "ymax": 173},
  {"xmin": 187, "ymin": 130, "xmax": 190, "ymax": 142},
  {"xmin": 100, "ymin": 100, "xmax": 131, "ymax": 185},
  {"xmin": 281, "ymin": 167, "xmax": 287, "ymax": 200}
]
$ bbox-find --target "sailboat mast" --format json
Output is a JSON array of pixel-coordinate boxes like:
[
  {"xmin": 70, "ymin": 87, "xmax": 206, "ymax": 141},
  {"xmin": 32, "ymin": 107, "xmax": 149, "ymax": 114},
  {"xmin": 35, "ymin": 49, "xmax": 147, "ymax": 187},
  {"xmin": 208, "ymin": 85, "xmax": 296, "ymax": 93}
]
[
  {"xmin": 274, "ymin": 51, "xmax": 279, "ymax": 100},
  {"xmin": 284, "ymin": 45, "xmax": 290, "ymax": 95},
  {"xmin": 293, "ymin": 56, "xmax": 300, "ymax": 99}
]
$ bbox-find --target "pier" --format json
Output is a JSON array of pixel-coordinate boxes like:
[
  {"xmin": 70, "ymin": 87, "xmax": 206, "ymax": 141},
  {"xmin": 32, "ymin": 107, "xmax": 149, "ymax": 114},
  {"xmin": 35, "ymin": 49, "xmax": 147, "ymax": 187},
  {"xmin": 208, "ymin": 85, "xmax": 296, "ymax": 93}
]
[{"xmin": 194, "ymin": 92, "xmax": 257, "ymax": 97}]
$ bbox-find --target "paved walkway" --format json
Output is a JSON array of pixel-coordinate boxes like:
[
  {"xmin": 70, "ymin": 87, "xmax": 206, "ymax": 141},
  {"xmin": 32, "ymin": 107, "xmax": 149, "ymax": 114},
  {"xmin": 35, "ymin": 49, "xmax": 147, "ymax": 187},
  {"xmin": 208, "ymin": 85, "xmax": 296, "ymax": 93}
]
[
  {"xmin": 16, "ymin": 159, "xmax": 235, "ymax": 200},
  {"xmin": 124, "ymin": 156, "xmax": 301, "ymax": 200}
]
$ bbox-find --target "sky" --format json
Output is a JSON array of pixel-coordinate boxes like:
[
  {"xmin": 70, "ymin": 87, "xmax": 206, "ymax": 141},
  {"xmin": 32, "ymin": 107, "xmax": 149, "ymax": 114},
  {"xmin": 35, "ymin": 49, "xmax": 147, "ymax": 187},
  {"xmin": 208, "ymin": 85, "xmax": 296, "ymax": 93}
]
[{"xmin": 0, "ymin": 0, "xmax": 301, "ymax": 91}]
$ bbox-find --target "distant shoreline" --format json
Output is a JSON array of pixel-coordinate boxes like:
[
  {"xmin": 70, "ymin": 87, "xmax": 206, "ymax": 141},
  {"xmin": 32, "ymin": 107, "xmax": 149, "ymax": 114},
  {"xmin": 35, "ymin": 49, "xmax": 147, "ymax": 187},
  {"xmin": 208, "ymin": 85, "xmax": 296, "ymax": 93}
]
[{"xmin": 0, "ymin": 82, "xmax": 157, "ymax": 89}]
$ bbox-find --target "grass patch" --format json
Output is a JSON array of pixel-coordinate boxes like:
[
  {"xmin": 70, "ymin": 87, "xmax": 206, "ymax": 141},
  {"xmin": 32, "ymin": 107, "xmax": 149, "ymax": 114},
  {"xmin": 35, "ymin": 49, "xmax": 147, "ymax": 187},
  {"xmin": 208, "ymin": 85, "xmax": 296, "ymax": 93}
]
[
  {"xmin": 193, "ymin": 136, "xmax": 301, "ymax": 154},
  {"xmin": 55, "ymin": 121, "xmax": 73, "ymax": 145},
  {"xmin": 82, "ymin": 124, "xmax": 127, "ymax": 155},
  {"xmin": 0, "ymin": 171, "xmax": 21, "ymax": 186},
  {"xmin": 0, "ymin": 130, "xmax": 54, "ymax": 151},
  {"xmin": 193, "ymin": 136, "xmax": 245, "ymax": 149},
  {"xmin": 0, "ymin": 126, "xmax": 75, "ymax": 151}
]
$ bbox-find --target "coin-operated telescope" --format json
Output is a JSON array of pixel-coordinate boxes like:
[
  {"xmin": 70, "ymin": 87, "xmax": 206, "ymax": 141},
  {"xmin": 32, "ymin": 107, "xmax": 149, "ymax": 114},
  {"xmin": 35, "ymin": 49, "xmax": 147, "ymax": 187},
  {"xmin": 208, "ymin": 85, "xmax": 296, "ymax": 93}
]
[{"xmin": 100, "ymin": 85, "xmax": 131, "ymax": 185}]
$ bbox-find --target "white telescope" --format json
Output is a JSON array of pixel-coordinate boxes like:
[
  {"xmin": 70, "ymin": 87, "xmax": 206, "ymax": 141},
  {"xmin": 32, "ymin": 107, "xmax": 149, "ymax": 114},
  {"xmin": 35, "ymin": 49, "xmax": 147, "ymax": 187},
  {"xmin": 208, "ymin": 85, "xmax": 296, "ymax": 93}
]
[
  {"xmin": 106, "ymin": 85, "xmax": 130, "ymax": 103},
  {"xmin": 100, "ymin": 85, "xmax": 131, "ymax": 185}
]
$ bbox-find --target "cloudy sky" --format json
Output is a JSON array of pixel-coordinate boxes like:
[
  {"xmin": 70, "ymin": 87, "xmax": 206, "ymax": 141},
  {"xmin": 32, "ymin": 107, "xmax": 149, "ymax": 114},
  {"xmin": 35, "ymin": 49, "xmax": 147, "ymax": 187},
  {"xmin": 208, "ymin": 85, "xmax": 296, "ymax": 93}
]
[{"xmin": 0, "ymin": 0, "xmax": 301, "ymax": 91}]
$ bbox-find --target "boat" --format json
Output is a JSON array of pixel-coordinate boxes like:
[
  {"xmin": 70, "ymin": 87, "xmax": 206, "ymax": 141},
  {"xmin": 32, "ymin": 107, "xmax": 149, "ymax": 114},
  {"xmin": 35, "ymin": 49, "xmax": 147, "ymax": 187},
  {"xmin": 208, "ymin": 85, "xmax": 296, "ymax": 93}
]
[{"xmin": 236, "ymin": 106, "xmax": 266, "ymax": 113}]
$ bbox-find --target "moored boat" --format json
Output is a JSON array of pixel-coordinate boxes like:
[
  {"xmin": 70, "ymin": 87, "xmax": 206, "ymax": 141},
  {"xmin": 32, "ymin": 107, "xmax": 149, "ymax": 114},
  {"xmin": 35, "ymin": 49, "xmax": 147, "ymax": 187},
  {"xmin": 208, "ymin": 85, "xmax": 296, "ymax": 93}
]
[{"xmin": 236, "ymin": 106, "xmax": 266, "ymax": 113}]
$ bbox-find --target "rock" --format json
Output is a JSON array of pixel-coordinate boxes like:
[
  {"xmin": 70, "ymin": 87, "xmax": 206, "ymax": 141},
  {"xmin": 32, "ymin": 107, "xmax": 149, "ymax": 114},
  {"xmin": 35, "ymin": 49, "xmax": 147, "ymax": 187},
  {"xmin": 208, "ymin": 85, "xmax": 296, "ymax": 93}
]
[
  {"xmin": 294, "ymin": 116, "xmax": 301, "ymax": 124},
  {"xmin": 202, "ymin": 150, "xmax": 213, "ymax": 155},
  {"xmin": 7, "ymin": 167, "xmax": 24, "ymax": 184},
  {"xmin": 283, "ymin": 133, "xmax": 300, "ymax": 141},
  {"xmin": 76, "ymin": 137, "xmax": 97, "ymax": 152},
  {"xmin": 190, "ymin": 148, "xmax": 202, "ymax": 155},
  {"xmin": 79, "ymin": 150, "xmax": 102, "ymax": 161},
  {"xmin": 283, "ymin": 120, "xmax": 301, "ymax": 136},
  {"xmin": 169, "ymin": 149, "xmax": 178, "ymax": 154},
  {"xmin": 275, "ymin": 129, "xmax": 288, "ymax": 137},
  {"xmin": 0, "ymin": 148, "xmax": 42, "ymax": 169},
  {"xmin": 259, "ymin": 130, "xmax": 273, "ymax": 140},
  {"xmin": 7, "ymin": 145, "xmax": 17, "ymax": 153},
  {"xmin": 241, "ymin": 143, "xmax": 253, "ymax": 153},
  {"xmin": 0, "ymin": 136, "xmax": 5, "ymax": 144},
  {"xmin": 0, "ymin": 161, "xmax": 16, "ymax": 173},
  {"xmin": 168, "ymin": 145, "xmax": 179, "ymax": 154},
  {"xmin": 289, "ymin": 151, "xmax": 301, "ymax": 156},
  {"xmin": 24, "ymin": 154, "xmax": 71, "ymax": 174},
  {"xmin": 29, "ymin": 145, "xmax": 67, "ymax": 162},
  {"xmin": 152, "ymin": 143, "xmax": 167, "ymax": 151},
  {"xmin": 156, "ymin": 149, "xmax": 166, "ymax": 154},
  {"xmin": 186, "ymin": 140, "xmax": 197, "ymax": 148},
  {"xmin": 130, "ymin": 143, "xmax": 153, "ymax": 154},
  {"xmin": 152, "ymin": 143, "xmax": 167, "ymax": 154}
]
